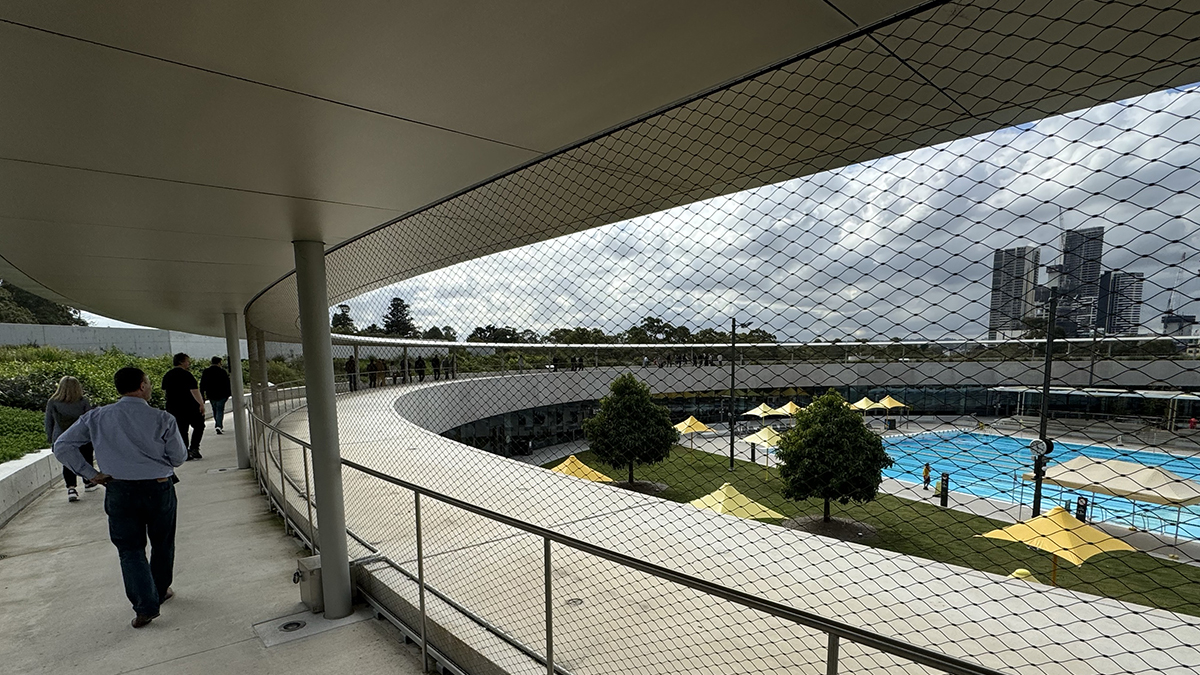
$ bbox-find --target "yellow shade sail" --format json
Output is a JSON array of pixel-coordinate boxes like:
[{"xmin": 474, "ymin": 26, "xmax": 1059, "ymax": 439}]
[
  {"xmin": 674, "ymin": 416, "xmax": 714, "ymax": 434},
  {"xmin": 741, "ymin": 427, "xmax": 782, "ymax": 447},
  {"xmin": 688, "ymin": 483, "xmax": 785, "ymax": 520},
  {"xmin": 772, "ymin": 401, "xmax": 804, "ymax": 415},
  {"xmin": 549, "ymin": 455, "xmax": 612, "ymax": 482},
  {"xmin": 742, "ymin": 403, "xmax": 781, "ymax": 417},
  {"xmin": 978, "ymin": 506, "xmax": 1135, "ymax": 567},
  {"xmin": 878, "ymin": 395, "xmax": 907, "ymax": 409},
  {"xmin": 850, "ymin": 397, "xmax": 886, "ymax": 411}
]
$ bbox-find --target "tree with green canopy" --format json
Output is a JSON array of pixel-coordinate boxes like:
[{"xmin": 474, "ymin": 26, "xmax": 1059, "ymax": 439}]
[
  {"xmin": 582, "ymin": 373, "xmax": 679, "ymax": 483},
  {"xmin": 776, "ymin": 389, "xmax": 893, "ymax": 522}
]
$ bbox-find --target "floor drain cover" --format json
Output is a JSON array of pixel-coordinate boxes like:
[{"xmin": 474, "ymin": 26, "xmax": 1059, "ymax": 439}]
[
  {"xmin": 566, "ymin": 598, "xmax": 584, "ymax": 606},
  {"xmin": 279, "ymin": 620, "xmax": 307, "ymax": 632}
]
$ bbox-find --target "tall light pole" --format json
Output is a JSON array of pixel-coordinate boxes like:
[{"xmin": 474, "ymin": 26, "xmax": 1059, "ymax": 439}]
[
  {"xmin": 729, "ymin": 318, "xmax": 751, "ymax": 471},
  {"xmin": 1033, "ymin": 280, "xmax": 1060, "ymax": 517}
]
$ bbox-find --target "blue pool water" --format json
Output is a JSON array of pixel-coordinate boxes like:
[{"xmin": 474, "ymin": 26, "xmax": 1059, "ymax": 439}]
[{"xmin": 879, "ymin": 431, "xmax": 1200, "ymax": 540}]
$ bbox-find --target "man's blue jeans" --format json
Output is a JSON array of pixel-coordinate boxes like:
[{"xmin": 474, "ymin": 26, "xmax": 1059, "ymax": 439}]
[
  {"xmin": 105, "ymin": 480, "xmax": 177, "ymax": 616},
  {"xmin": 211, "ymin": 397, "xmax": 228, "ymax": 429}
]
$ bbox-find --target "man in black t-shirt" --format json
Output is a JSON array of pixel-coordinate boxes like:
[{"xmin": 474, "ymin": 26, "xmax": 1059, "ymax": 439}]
[{"xmin": 162, "ymin": 353, "xmax": 206, "ymax": 460}]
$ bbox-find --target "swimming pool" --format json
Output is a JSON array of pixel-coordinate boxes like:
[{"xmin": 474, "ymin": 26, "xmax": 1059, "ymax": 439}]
[{"xmin": 882, "ymin": 431, "xmax": 1200, "ymax": 541}]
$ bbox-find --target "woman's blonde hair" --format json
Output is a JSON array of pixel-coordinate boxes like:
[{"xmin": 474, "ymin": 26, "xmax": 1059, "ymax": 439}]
[{"xmin": 50, "ymin": 376, "xmax": 84, "ymax": 403}]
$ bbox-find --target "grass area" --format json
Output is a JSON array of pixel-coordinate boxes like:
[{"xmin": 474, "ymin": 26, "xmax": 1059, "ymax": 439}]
[
  {"xmin": 550, "ymin": 446, "xmax": 1200, "ymax": 617},
  {"xmin": 0, "ymin": 405, "xmax": 46, "ymax": 463}
]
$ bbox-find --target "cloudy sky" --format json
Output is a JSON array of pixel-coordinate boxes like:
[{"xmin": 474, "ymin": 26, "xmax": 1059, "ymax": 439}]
[{"xmin": 331, "ymin": 83, "xmax": 1200, "ymax": 345}]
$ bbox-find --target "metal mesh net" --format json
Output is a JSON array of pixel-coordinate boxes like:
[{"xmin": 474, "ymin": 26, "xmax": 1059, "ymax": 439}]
[{"xmin": 246, "ymin": 1, "xmax": 1200, "ymax": 673}]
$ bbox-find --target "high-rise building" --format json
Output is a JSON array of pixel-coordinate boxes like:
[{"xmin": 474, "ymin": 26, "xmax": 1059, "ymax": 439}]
[
  {"xmin": 1059, "ymin": 226, "xmax": 1105, "ymax": 328},
  {"xmin": 1095, "ymin": 270, "xmax": 1144, "ymax": 335},
  {"xmin": 988, "ymin": 246, "xmax": 1040, "ymax": 340}
]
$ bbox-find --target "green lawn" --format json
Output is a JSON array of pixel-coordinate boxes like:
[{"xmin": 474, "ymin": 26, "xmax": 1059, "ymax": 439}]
[
  {"xmin": 0, "ymin": 405, "xmax": 47, "ymax": 463},
  {"xmin": 550, "ymin": 446, "xmax": 1200, "ymax": 617}
]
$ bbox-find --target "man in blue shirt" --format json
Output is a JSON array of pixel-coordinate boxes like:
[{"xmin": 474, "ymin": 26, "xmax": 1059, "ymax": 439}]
[{"xmin": 54, "ymin": 366, "xmax": 188, "ymax": 628}]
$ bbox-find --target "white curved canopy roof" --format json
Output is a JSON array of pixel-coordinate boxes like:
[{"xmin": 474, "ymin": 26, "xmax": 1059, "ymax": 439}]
[
  {"xmin": 0, "ymin": 0, "xmax": 917, "ymax": 336},
  {"xmin": 2, "ymin": 1, "xmax": 1198, "ymax": 339}
]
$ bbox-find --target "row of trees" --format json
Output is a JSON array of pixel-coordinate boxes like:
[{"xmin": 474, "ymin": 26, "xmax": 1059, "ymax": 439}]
[
  {"xmin": 0, "ymin": 281, "xmax": 87, "ymax": 326},
  {"xmin": 585, "ymin": 374, "xmax": 891, "ymax": 522},
  {"xmin": 331, "ymin": 298, "xmax": 779, "ymax": 346}
]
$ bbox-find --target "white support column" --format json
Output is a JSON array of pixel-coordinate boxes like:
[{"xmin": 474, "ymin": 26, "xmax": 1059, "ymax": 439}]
[
  {"xmin": 293, "ymin": 240, "xmax": 353, "ymax": 619},
  {"xmin": 224, "ymin": 313, "xmax": 251, "ymax": 470}
]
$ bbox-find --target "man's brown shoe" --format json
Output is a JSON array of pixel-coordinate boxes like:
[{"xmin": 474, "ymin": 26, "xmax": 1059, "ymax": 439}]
[{"xmin": 132, "ymin": 613, "xmax": 159, "ymax": 629}]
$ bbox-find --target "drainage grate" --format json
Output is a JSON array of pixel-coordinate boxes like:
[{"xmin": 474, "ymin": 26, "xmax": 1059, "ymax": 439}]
[
  {"xmin": 565, "ymin": 598, "xmax": 583, "ymax": 607},
  {"xmin": 279, "ymin": 620, "xmax": 307, "ymax": 633}
]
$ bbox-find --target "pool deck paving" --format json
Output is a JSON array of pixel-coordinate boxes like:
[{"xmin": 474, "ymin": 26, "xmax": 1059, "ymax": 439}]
[{"xmin": 0, "ymin": 420, "xmax": 425, "ymax": 675}]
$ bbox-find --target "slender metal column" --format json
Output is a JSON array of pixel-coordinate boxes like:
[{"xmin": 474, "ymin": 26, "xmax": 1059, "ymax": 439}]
[
  {"xmin": 223, "ymin": 313, "xmax": 251, "ymax": 470},
  {"xmin": 293, "ymin": 240, "xmax": 353, "ymax": 619},
  {"xmin": 253, "ymin": 327, "xmax": 272, "ymax": 424},
  {"xmin": 544, "ymin": 538, "xmax": 554, "ymax": 675}
]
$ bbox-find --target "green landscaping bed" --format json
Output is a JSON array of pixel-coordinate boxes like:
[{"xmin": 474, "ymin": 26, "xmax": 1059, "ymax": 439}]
[
  {"xmin": 550, "ymin": 446, "xmax": 1200, "ymax": 618},
  {"xmin": 0, "ymin": 405, "xmax": 46, "ymax": 463}
]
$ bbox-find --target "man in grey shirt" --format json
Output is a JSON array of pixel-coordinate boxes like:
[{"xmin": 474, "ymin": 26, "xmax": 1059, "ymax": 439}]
[{"xmin": 54, "ymin": 366, "xmax": 188, "ymax": 628}]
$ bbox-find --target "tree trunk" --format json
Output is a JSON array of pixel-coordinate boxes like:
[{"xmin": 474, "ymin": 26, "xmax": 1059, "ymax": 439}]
[
  {"xmin": 628, "ymin": 461, "xmax": 634, "ymax": 484},
  {"xmin": 823, "ymin": 497, "xmax": 831, "ymax": 523}
]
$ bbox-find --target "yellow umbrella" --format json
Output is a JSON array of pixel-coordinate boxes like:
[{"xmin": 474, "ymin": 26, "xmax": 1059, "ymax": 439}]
[
  {"xmin": 674, "ymin": 415, "xmax": 714, "ymax": 448},
  {"xmin": 772, "ymin": 401, "xmax": 804, "ymax": 416},
  {"xmin": 850, "ymin": 397, "xmax": 885, "ymax": 411},
  {"xmin": 878, "ymin": 395, "xmax": 907, "ymax": 409},
  {"xmin": 978, "ymin": 506, "xmax": 1136, "ymax": 585},
  {"xmin": 549, "ymin": 455, "xmax": 612, "ymax": 482},
  {"xmin": 688, "ymin": 483, "xmax": 785, "ymax": 520},
  {"xmin": 741, "ymin": 427, "xmax": 782, "ymax": 447},
  {"xmin": 742, "ymin": 403, "xmax": 781, "ymax": 418}
]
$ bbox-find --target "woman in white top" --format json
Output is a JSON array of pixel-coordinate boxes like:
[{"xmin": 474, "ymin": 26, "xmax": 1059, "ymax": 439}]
[{"xmin": 45, "ymin": 376, "xmax": 92, "ymax": 502}]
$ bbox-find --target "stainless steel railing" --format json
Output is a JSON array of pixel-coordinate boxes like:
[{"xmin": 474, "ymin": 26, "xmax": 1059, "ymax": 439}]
[{"xmin": 245, "ymin": 405, "xmax": 1008, "ymax": 675}]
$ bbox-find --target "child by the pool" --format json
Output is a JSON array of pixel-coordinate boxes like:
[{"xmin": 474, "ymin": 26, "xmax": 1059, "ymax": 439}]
[{"xmin": 923, "ymin": 463, "xmax": 931, "ymax": 490}]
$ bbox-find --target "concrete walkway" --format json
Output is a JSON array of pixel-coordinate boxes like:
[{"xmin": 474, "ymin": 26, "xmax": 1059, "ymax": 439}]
[{"xmin": 0, "ymin": 420, "xmax": 424, "ymax": 675}]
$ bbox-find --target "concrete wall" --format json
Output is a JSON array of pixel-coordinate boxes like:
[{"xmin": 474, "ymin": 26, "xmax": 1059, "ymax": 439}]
[
  {"xmin": 0, "ymin": 448, "xmax": 58, "ymax": 529},
  {"xmin": 0, "ymin": 322, "xmax": 248, "ymax": 358},
  {"xmin": 393, "ymin": 360, "xmax": 1200, "ymax": 434}
]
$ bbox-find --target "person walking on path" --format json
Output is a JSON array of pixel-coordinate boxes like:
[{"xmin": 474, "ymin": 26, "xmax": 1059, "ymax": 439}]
[
  {"xmin": 923, "ymin": 463, "xmax": 932, "ymax": 490},
  {"xmin": 199, "ymin": 357, "xmax": 232, "ymax": 436},
  {"xmin": 344, "ymin": 356, "xmax": 358, "ymax": 391},
  {"xmin": 53, "ymin": 366, "xmax": 188, "ymax": 629},
  {"xmin": 45, "ymin": 375, "xmax": 92, "ymax": 502},
  {"xmin": 162, "ymin": 353, "xmax": 205, "ymax": 460},
  {"xmin": 415, "ymin": 356, "xmax": 426, "ymax": 382},
  {"xmin": 431, "ymin": 355, "xmax": 441, "ymax": 381}
]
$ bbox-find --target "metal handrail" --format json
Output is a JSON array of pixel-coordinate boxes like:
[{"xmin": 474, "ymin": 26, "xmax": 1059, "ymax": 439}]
[{"xmin": 246, "ymin": 405, "xmax": 1007, "ymax": 675}]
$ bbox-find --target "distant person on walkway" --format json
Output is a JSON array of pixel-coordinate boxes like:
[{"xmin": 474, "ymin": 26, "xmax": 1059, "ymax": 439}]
[
  {"xmin": 45, "ymin": 376, "xmax": 92, "ymax": 502},
  {"xmin": 642, "ymin": 355, "xmax": 648, "ymax": 367},
  {"xmin": 53, "ymin": 366, "xmax": 187, "ymax": 629},
  {"xmin": 162, "ymin": 353, "xmax": 205, "ymax": 460},
  {"xmin": 923, "ymin": 463, "xmax": 932, "ymax": 490},
  {"xmin": 431, "ymin": 355, "xmax": 441, "ymax": 381},
  {"xmin": 1191, "ymin": 417, "xmax": 1198, "ymax": 430},
  {"xmin": 345, "ymin": 356, "xmax": 358, "ymax": 391},
  {"xmin": 366, "ymin": 356, "xmax": 378, "ymax": 388},
  {"xmin": 415, "ymin": 356, "xmax": 427, "ymax": 382},
  {"xmin": 199, "ymin": 357, "xmax": 232, "ymax": 436}
]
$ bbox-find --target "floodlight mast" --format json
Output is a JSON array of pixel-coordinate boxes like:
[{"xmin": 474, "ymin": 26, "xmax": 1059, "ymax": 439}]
[
  {"xmin": 1033, "ymin": 270, "xmax": 1061, "ymax": 517},
  {"xmin": 729, "ymin": 318, "xmax": 752, "ymax": 471}
]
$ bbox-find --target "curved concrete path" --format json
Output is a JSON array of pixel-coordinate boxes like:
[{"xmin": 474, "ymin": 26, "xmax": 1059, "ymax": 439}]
[
  {"xmin": 265, "ymin": 382, "xmax": 1200, "ymax": 675},
  {"xmin": 0, "ymin": 420, "xmax": 424, "ymax": 675}
]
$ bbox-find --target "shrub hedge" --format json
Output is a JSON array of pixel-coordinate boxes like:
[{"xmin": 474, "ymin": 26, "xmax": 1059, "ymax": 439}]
[
  {"xmin": 0, "ymin": 346, "xmax": 177, "ymax": 411},
  {"xmin": 0, "ymin": 405, "xmax": 46, "ymax": 463}
]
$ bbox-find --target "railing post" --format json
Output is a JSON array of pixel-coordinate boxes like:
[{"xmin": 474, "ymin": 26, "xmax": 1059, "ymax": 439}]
[
  {"xmin": 302, "ymin": 444, "xmax": 316, "ymax": 552},
  {"xmin": 416, "ymin": 493, "xmax": 429, "ymax": 673},
  {"xmin": 826, "ymin": 633, "xmax": 839, "ymax": 675},
  {"xmin": 544, "ymin": 537, "xmax": 553, "ymax": 675}
]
